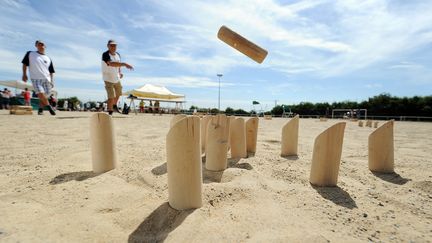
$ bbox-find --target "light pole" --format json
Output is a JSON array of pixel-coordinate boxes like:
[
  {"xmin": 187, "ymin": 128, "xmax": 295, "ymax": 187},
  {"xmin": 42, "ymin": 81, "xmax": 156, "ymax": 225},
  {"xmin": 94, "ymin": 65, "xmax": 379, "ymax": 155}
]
[{"xmin": 217, "ymin": 74, "xmax": 223, "ymax": 112}]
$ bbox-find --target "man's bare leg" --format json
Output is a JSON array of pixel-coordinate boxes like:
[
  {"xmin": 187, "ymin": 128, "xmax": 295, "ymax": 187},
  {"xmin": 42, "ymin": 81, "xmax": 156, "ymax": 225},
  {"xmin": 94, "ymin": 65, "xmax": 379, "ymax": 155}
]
[
  {"xmin": 113, "ymin": 96, "xmax": 120, "ymax": 113},
  {"xmin": 107, "ymin": 98, "xmax": 114, "ymax": 111},
  {"xmin": 37, "ymin": 93, "xmax": 55, "ymax": 115},
  {"xmin": 38, "ymin": 93, "xmax": 49, "ymax": 107}
]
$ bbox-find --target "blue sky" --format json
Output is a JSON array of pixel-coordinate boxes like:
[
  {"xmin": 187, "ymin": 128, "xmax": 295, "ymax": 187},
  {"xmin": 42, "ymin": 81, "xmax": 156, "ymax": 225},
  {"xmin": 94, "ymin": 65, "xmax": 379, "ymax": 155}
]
[{"xmin": 1, "ymin": 0, "xmax": 431, "ymax": 111}]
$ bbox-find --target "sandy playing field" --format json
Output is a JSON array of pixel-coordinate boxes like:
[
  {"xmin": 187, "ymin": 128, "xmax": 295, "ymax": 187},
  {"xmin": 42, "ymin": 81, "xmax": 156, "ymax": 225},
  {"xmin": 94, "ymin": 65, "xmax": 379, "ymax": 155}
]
[{"xmin": 0, "ymin": 110, "xmax": 431, "ymax": 242}]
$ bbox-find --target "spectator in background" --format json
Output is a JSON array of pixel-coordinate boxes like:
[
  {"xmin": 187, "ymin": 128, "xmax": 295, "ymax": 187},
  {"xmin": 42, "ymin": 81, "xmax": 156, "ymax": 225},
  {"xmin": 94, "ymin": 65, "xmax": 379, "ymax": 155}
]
[
  {"xmin": 154, "ymin": 100, "xmax": 160, "ymax": 115},
  {"xmin": 149, "ymin": 100, "xmax": 153, "ymax": 113},
  {"xmin": 139, "ymin": 100, "xmax": 145, "ymax": 113},
  {"xmin": 1, "ymin": 88, "xmax": 11, "ymax": 109},
  {"xmin": 63, "ymin": 100, "xmax": 68, "ymax": 111},
  {"xmin": 22, "ymin": 88, "xmax": 31, "ymax": 106}
]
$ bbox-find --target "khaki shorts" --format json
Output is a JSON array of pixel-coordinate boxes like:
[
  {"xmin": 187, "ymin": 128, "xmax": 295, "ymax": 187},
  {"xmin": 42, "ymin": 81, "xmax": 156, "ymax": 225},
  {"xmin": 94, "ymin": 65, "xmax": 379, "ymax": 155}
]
[{"xmin": 104, "ymin": 81, "xmax": 122, "ymax": 99}]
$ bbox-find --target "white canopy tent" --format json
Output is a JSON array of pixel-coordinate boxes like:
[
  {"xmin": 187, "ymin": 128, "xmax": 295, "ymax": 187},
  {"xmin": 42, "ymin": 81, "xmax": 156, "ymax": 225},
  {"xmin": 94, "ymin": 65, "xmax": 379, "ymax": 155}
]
[
  {"xmin": 123, "ymin": 84, "xmax": 185, "ymax": 114},
  {"xmin": 123, "ymin": 84, "xmax": 185, "ymax": 102},
  {"xmin": 0, "ymin": 80, "xmax": 58, "ymax": 97},
  {"xmin": 0, "ymin": 80, "xmax": 33, "ymax": 90}
]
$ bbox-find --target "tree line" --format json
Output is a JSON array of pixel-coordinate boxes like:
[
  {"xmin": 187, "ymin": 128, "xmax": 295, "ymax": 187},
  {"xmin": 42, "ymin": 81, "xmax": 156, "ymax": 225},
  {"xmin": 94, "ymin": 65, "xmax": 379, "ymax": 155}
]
[{"xmin": 190, "ymin": 93, "xmax": 432, "ymax": 117}]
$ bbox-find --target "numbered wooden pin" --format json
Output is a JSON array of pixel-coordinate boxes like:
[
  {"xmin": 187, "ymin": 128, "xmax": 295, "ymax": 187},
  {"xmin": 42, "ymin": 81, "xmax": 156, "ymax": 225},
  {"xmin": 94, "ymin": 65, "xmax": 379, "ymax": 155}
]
[
  {"xmin": 206, "ymin": 115, "xmax": 231, "ymax": 171},
  {"xmin": 310, "ymin": 122, "xmax": 346, "ymax": 187},
  {"xmin": 368, "ymin": 120, "xmax": 394, "ymax": 173},
  {"xmin": 281, "ymin": 115, "xmax": 299, "ymax": 156},
  {"xmin": 90, "ymin": 112, "xmax": 117, "ymax": 173},
  {"xmin": 167, "ymin": 116, "xmax": 202, "ymax": 210}
]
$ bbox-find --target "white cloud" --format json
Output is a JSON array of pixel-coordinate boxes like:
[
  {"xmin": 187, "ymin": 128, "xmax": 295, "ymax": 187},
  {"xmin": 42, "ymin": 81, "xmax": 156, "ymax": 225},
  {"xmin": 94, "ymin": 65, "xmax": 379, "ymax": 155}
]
[
  {"xmin": 124, "ymin": 75, "xmax": 233, "ymax": 88},
  {"xmin": 365, "ymin": 83, "xmax": 383, "ymax": 89},
  {"xmin": 55, "ymin": 69, "xmax": 101, "ymax": 83},
  {"xmin": 0, "ymin": 49, "xmax": 23, "ymax": 74},
  {"xmin": 388, "ymin": 61, "xmax": 423, "ymax": 70}
]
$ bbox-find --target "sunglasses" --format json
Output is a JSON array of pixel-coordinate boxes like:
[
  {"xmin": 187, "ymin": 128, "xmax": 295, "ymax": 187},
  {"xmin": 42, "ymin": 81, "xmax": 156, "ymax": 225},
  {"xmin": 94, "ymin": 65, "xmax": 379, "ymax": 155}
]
[{"xmin": 37, "ymin": 43, "xmax": 45, "ymax": 46}]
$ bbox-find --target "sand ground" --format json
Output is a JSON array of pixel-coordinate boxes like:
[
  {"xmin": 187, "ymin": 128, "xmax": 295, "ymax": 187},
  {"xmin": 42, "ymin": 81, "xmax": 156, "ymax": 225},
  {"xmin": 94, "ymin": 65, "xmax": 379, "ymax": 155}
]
[{"xmin": 0, "ymin": 110, "xmax": 431, "ymax": 242}]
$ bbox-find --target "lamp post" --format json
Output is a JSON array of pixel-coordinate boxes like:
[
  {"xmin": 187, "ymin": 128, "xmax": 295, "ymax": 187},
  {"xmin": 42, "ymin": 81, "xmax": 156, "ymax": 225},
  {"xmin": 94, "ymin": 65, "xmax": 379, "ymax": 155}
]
[{"xmin": 217, "ymin": 74, "xmax": 223, "ymax": 112}]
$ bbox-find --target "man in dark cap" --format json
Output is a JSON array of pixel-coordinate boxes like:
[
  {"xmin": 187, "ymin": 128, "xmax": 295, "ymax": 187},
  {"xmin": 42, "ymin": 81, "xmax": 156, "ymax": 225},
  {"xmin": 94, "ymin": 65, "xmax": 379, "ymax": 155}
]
[
  {"xmin": 101, "ymin": 39, "xmax": 134, "ymax": 115},
  {"xmin": 21, "ymin": 40, "xmax": 56, "ymax": 115}
]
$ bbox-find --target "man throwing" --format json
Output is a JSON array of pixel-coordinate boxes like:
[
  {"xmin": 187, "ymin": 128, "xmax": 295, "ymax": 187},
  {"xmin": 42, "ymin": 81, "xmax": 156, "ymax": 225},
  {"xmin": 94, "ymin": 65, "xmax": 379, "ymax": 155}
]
[
  {"xmin": 22, "ymin": 40, "xmax": 56, "ymax": 115},
  {"xmin": 101, "ymin": 39, "xmax": 133, "ymax": 115}
]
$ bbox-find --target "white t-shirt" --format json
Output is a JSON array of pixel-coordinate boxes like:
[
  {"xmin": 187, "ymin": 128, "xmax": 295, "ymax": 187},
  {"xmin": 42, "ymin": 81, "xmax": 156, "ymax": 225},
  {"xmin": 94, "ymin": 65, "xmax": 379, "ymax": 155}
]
[
  {"xmin": 21, "ymin": 51, "xmax": 55, "ymax": 81},
  {"xmin": 101, "ymin": 51, "xmax": 121, "ymax": 83}
]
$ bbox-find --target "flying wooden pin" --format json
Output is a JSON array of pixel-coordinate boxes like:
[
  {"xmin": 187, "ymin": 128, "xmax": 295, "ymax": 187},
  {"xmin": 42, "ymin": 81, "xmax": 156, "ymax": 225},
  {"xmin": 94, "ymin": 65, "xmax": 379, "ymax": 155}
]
[{"xmin": 217, "ymin": 25, "xmax": 268, "ymax": 64}]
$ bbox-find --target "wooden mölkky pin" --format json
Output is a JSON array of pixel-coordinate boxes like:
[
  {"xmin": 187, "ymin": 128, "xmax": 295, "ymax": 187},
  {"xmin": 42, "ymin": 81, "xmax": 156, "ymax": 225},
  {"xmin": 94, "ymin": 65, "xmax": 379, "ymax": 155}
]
[
  {"xmin": 200, "ymin": 116, "xmax": 212, "ymax": 155},
  {"xmin": 90, "ymin": 112, "xmax": 117, "ymax": 173},
  {"xmin": 281, "ymin": 115, "xmax": 299, "ymax": 156},
  {"xmin": 10, "ymin": 105, "xmax": 33, "ymax": 115},
  {"xmin": 246, "ymin": 117, "xmax": 259, "ymax": 154},
  {"xmin": 227, "ymin": 116, "xmax": 235, "ymax": 151},
  {"xmin": 310, "ymin": 122, "xmax": 346, "ymax": 186},
  {"xmin": 217, "ymin": 25, "xmax": 268, "ymax": 64},
  {"xmin": 206, "ymin": 115, "xmax": 231, "ymax": 171},
  {"xmin": 167, "ymin": 116, "xmax": 202, "ymax": 210},
  {"xmin": 170, "ymin": 114, "xmax": 187, "ymax": 128},
  {"xmin": 230, "ymin": 117, "xmax": 247, "ymax": 158},
  {"xmin": 368, "ymin": 120, "xmax": 394, "ymax": 173}
]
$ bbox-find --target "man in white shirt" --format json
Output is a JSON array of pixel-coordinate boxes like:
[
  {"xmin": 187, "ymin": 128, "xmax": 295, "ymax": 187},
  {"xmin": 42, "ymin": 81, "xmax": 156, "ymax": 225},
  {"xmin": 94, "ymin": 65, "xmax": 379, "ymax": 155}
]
[
  {"xmin": 101, "ymin": 39, "xmax": 133, "ymax": 115},
  {"xmin": 21, "ymin": 40, "xmax": 56, "ymax": 115}
]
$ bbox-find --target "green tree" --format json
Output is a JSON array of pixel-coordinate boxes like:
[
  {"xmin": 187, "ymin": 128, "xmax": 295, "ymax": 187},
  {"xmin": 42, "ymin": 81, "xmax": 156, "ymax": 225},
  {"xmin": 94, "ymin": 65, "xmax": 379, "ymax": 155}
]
[
  {"xmin": 271, "ymin": 105, "xmax": 284, "ymax": 116},
  {"xmin": 225, "ymin": 107, "xmax": 235, "ymax": 115},
  {"xmin": 234, "ymin": 109, "xmax": 249, "ymax": 115}
]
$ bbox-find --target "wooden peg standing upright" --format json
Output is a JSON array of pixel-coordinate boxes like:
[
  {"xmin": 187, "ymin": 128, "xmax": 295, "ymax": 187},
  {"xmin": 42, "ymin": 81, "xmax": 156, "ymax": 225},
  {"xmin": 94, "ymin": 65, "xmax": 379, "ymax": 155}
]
[
  {"xmin": 366, "ymin": 120, "xmax": 372, "ymax": 127},
  {"xmin": 358, "ymin": 121, "xmax": 364, "ymax": 127},
  {"xmin": 205, "ymin": 115, "xmax": 231, "ymax": 171},
  {"xmin": 170, "ymin": 114, "xmax": 187, "ymax": 127},
  {"xmin": 200, "ymin": 116, "xmax": 212, "ymax": 155},
  {"xmin": 368, "ymin": 120, "xmax": 394, "ymax": 173},
  {"xmin": 167, "ymin": 116, "xmax": 202, "ymax": 210},
  {"xmin": 246, "ymin": 117, "xmax": 259, "ymax": 154},
  {"xmin": 373, "ymin": 121, "xmax": 379, "ymax": 128},
  {"xmin": 309, "ymin": 122, "xmax": 346, "ymax": 187},
  {"xmin": 227, "ymin": 116, "xmax": 235, "ymax": 151},
  {"xmin": 230, "ymin": 117, "xmax": 247, "ymax": 158},
  {"xmin": 281, "ymin": 115, "xmax": 299, "ymax": 156},
  {"xmin": 90, "ymin": 112, "xmax": 117, "ymax": 173}
]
